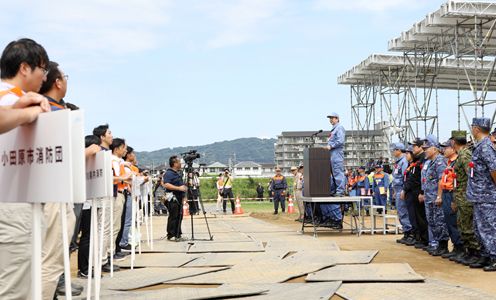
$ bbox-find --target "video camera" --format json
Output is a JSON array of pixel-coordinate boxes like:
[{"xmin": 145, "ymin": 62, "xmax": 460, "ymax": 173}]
[{"xmin": 181, "ymin": 150, "xmax": 200, "ymax": 164}]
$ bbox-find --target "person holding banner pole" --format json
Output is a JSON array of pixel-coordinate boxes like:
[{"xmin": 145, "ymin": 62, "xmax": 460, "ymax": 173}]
[
  {"xmin": 109, "ymin": 138, "xmax": 130, "ymax": 274},
  {"xmin": 0, "ymin": 38, "xmax": 50, "ymax": 300},
  {"xmin": 39, "ymin": 60, "xmax": 83, "ymax": 299}
]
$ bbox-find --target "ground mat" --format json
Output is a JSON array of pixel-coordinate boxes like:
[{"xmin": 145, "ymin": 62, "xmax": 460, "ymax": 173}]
[
  {"xmin": 265, "ymin": 240, "xmax": 340, "ymax": 251},
  {"xmin": 286, "ymin": 250, "xmax": 378, "ymax": 265},
  {"xmin": 183, "ymin": 251, "xmax": 287, "ymax": 267},
  {"xmin": 104, "ymin": 267, "xmax": 228, "ymax": 290},
  {"xmin": 306, "ymin": 263, "xmax": 424, "ymax": 282},
  {"xmin": 235, "ymin": 282, "xmax": 342, "ymax": 300},
  {"xmin": 171, "ymin": 257, "xmax": 335, "ymax": 284},
  {"xmin": 187, "ymin": 241, "xmax": 265, "ymax": 253},
  {"xmin": 336, "ymin": 279, "xmax": 496, "ymax": 300},
  {"xmin": 116, "ymin": 253, "xmax": 201, "ymax": 268}
]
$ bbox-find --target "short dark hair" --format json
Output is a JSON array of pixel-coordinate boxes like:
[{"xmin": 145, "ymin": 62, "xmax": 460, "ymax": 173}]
[
  {"xmin": 169, "ymin": 155, "xmax": 179, "ymax": 167},
  {"xmin": 0, "ymin": 38, "xmax": 49, "ymax": 79},
  {"xmin": 39, "ymin": 61, "xmax": 62, "ymax": 94},
  {"xmin": 66, "ymin": 102, "xmax": 79, "ymax": 110},
  {"xmin": 110, "ymin": 138, "xmax": 125, "ymax": 152},
  {"xmin": 453, "ymin": 136, "xmax": 467, "ymax": 146},
  {"xmin": 124, "ymin": 146, "xmax": 134, "ymax": 161},
  {"xmin": 93, "ymin": 124, "xmax": 109, "ymax": 140},
  {"xmin": 85, "ymin": 135, "xmax": 101, "ymax": 148}
]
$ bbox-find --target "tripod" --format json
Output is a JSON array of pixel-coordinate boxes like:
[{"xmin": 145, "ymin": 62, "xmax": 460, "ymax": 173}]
[{"xmin": 184, "ymin": 164, "xmax": 213, "ymax": 241}]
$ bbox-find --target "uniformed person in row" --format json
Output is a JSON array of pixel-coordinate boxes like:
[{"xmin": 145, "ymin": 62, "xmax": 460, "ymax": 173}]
[
  {"xmin": 420, "ymin": 135, "xmax": 449, "ymax": 256},
  {"xmin": 270, "ymin": 167, "xmax": 288, "ymax": 215},
  {"xmin": 449, "ymin": 133, "xmax": 481, "ymax": 266},
  {"xmin": 466, "ymin": 118, "xmax": 496, "ymax": 271},
  {"xmin": 402, "ymin": 138, "xmax": 429, "ymax": 248},
  {"xmin": 439, "ymin": 138, "xmax": 464, "ymax": 259},
  {"xmin": 391, "ymin": 143, "xmax": 413, "ymax": 245},
  {"xmin": 372, "ymin": 164, "xmax": 390, "ymax": 214}
]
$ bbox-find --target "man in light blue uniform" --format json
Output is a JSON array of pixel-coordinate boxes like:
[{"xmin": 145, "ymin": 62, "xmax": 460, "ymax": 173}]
[
  {"xmin": 391, "ymin": 143, "xmax": 413, "ymax": 244},
  {"xmin": 466, "ymin": 118, "xmax": 496, "ymax": 271},
  {"xmin": 320, "ymin": 112, "xmax": 345, "ymax": 228}
]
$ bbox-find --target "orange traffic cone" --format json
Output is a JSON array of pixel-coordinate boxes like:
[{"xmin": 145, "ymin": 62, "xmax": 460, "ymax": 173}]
[
  {"xmin": 287, "ymin": 195, "xmax": 295, "ymax": 214},
  {"xmin": 234, "ymin": 196, "xmax": 244, "ymax": 215},
  {"xmin": 183, "ymin": 200, "xmax": 190, "ymax": 217}
]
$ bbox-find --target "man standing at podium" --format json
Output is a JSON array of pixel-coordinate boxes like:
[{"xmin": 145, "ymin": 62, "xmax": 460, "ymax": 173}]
[{"xmin": 321, "ymin": 112, "xmax": 346, "ymax": 228}]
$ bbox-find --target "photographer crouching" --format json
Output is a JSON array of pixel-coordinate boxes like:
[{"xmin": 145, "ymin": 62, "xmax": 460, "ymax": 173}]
[{"xmin": 162, "ymin": 155, "xmax": 188, "ymax": 242}]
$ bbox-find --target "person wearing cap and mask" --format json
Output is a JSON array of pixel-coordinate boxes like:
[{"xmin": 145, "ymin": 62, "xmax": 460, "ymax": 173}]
[
  {"xmin": 466, "ymin": 118, "xmax": 496, "ymax": 271},
  {"xmin": 321, "ymin": 112, "xmax": 345, "ymax": 227},
  {"xmin": 450, "ymin": 133, "xmax": 480, "ymax": 266},
  {"xmin": 421, "ymin": 135, "xmax": 449, "ymax": 256},
  {"xmin": 270, "ymin": 167, "xmax": 288, "ymax": 215},
  {"xmin": 372, "ymin": 164, "xmax": 390, "ymax": 214},
  {"xmin": 439, "ymin": 138, "xmax": 464, "ymax": 259},
  {"xmin": 402, "ymin": 138, "xmax": 429, "ymax": 248},
  {"xmin": 391, "ymin": 143, "xmax": 413, "ymax": 245}
]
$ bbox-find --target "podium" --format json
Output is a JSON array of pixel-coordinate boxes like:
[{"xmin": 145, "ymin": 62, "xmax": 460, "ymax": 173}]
[{"xmin": 303, "ymin": 148, "xmax": 330, "ymax": 197}]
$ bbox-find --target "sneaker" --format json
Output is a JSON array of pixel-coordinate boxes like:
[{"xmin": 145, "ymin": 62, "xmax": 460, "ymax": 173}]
[
  {"xmin": 102, "ymin": 262, "xmax": 120, "ymax": 273},
  {"xmin": 174, "ymin": 237, "xmax": 188, "ymax": 242},
  {"xmin": 77, "ymin": 270, "xmax": 90, "ymax": 279},
  {"xmin": 120, "ymin": 244, "xmax": 134, "ymax": 252},
  {"xmin": 113, "ymin": 252, "xmax": 127, "ymax": 261}
]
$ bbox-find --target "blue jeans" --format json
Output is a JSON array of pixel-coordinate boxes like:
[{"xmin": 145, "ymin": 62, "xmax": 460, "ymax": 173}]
[
  {"xmin": 119, "ymin": 194, "xmax": 133, "ymax": 247},
  {"xmin": 394, "ymin": 188, "xmax": 412, "ymax": 232},
  {"xmin": 442, "ymin": 191, "xmax": 462, "ymax": 246}
]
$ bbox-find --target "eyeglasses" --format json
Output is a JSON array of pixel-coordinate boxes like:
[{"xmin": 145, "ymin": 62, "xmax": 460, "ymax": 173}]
[
  {"xmin": 38, "ymin": 66, "xmax": 49, "ymax": 76},
  {"xmin": 63, "ymin": 74, "xmax": 69, "ymax": 81}
]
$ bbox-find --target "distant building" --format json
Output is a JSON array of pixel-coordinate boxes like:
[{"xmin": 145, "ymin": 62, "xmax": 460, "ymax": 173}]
[
  {"xmin": 260, "ymin": 163, "xmax": 276, "ymax": 177},
  {"xmin": 233, "ymin": 161, "xmax": 262, "ymax": 177},
  {"xmin": 275, "ymin": 123, "xmax": 390, "ymax": 172},
  {"xmin": 205, "ymin": 161, "xmax": 228, "ymax": 174}
]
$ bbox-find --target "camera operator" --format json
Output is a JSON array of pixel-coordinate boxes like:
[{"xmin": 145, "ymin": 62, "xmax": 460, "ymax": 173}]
[
  {"xmin": 162, "ymin": 155, "xmax": 187, "ymax": 242},
  {"xmin": 221, "ymin": 169, "xmax": 235, "ymax": 214}
]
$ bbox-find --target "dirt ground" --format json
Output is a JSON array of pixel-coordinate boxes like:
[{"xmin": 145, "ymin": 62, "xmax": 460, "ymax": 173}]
[{"xmin": 251, "ymin": 211, "xmax": 496, "ymax": 295}]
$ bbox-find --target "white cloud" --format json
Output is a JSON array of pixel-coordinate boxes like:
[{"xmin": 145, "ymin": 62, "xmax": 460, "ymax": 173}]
[
  {"xmin": 3, "ymin": 0, "xmax": 172, "ymax": 57},
  {"xmin": 199, "ymin": 0, "xmax": 285, "ymax": 49},
  {"xmin": 314, "ymin": 0, "xmax": 431, "ymax": 12}
]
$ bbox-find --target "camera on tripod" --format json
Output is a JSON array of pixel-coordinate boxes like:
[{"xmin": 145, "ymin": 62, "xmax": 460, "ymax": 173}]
[{"xmin": 181, "ymin": 150, "xmax": 200, "ymax": 165}]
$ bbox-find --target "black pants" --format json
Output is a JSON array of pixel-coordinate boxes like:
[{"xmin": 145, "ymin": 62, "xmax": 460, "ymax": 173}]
[
  {"xmin": 273, "ymin": 190, "xmax": 286, "ymax": 213},
  {"xmin": 167, "ymin": 199, "xmax": 183, "ymax": 238},
  {"xmin": 407, "ymin": 190, "xmax": 428, "ymax": 242},
  {"xmin": 223, "ymin": 188, "xmax": 235, "ymax": 213},
  {"xmin": 257, "ymin": 193, "xmax": 264, "ymax": 201},
  {"xmin": 78, "ymin": 209, "xmax": 91, "ymax": 274}
]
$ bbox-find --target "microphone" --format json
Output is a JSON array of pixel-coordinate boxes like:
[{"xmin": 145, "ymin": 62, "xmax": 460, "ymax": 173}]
[{"xmin": 311, "ymin": 129, "xmax": 323, "ymax": 137}]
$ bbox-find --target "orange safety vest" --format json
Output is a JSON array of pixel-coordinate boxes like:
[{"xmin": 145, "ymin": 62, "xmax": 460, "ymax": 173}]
[
  {"xmin": 348, "ymin": 176, "xmax": 357, "ymax": 187},
  {"xmin": 440, "ymin": 158, "xmax": 457, "ymax": 191},
  {"xmin": 0, "ymin": 86, "xmax": 23, "ymax": 99}
]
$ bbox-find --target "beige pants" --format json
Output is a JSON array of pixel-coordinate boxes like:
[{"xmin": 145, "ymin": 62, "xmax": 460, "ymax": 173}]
[
  {"xmin": 0, "ymin": 203, "xmax": 32, "ymax": 300},
  {"xmin": 295, "ymin": 190, "xmax": 304, "ymax": 218},
  {"xmin": 41, "ymin": 203, "xmax": 76, "ymax": 300},
  {"xmin": 98, "ymin": 194, "xmax": 125, "ymax": 263}
]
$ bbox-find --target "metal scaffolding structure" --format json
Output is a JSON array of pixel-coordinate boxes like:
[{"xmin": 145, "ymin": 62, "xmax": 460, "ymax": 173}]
[{"xmin": 339, "ymin": 1, "xmax": 496, "ymax": 151}]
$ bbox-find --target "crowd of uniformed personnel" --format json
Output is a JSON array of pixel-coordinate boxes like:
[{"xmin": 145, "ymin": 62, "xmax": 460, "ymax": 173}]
[{"xmin": 345, "ymin": 121, "xmax": 496, "ymax": 272}]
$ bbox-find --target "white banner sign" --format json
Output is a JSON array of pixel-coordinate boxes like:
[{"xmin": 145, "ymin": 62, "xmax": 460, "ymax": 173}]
[
  {"xmin": 85, "ymin": 151, "xmax": 113, "ymax": 199},
  {"xmin": 0, "ymin": 110, "xmax": 85, "ymax": 203}
]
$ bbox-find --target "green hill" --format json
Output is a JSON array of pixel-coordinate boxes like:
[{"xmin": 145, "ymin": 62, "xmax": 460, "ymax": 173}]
[{"xmin": 135, "ymin": 137, "xmax": 276, "ymax": 168}]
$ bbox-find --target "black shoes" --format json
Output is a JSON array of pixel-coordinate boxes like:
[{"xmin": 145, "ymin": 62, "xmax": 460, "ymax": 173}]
[
  {"xmin": 431, "ymin": 240, "xmax": 449, "ymax": 257},
  {"xmin": 102, "ymin": 261, "xmax": 120, "ymax": 273},
  {"xmin": 470, "ymin": 256, "xmax": 490, "ymax": 268},
  {"xmin": 396, "ymin": 233, "xmax": 408, "ymax": 244},
  {"xmin": 483, "ymin": 259, "xmax": 496, "ymax": 272},
  {"xmin": 442, "ymin": 245, "xmax": 464, "ymax": 259}
]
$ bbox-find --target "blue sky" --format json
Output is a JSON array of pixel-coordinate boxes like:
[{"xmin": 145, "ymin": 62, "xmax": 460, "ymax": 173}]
[{"xmin": 2, "ymin": 0, "xmax": 486, "ymax": 151}]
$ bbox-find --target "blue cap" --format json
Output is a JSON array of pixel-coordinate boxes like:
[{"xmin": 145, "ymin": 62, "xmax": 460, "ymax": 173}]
[
  {"xmin": 440, "ymin": 138, "xmax": 454, "ymax": 148},
  {"xmin": 422, "ymin": 134, "xmax": 439, "ymax": 149},
  {"xmin": 327, "ymin": 112, "xmax": 339, "ymax": 118},
  {"xmin": 408, "ymin": 138, "xmax": 424, "ymax": 147},
  {"xmin": 358, "ymin": 166, "xmax": 366, "ymax": 170},
  {"xmin": 402, "ymin": 145, "xmax": 414, "ymax": 153},
  {"xmin": 374, "ymin": 164, "xmax": 383, "ymax": 169},
  {"xmin": 472, "ymin": 117, "xmax": 491, "ymax": 131},
  {"xmin": 390, "ymin": 142, "xmax": 405, "ymax": 151}
]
